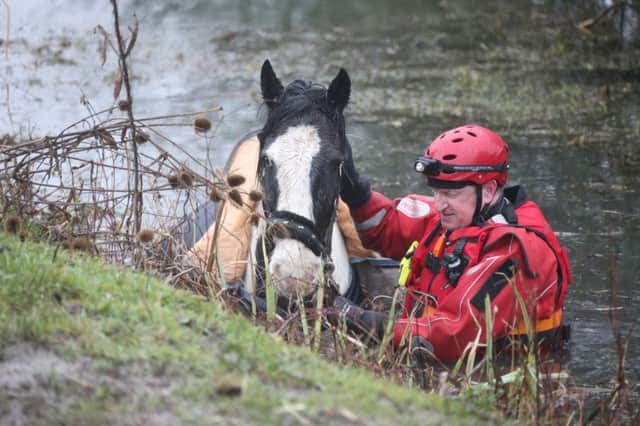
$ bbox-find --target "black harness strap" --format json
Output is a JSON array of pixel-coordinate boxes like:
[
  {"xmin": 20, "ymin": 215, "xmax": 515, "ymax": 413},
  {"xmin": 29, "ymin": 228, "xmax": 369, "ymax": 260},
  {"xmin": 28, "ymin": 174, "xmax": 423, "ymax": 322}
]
[
  {"xmin": 268, "ymin": 210, "xmax": 328, "ymax": 258},
  {"xmin": 423, "ymin": 223, "xmax": 443, "ymax": 273},
  {"xmin": 261, "ymin": 209, "xmax": 335, "ymax": 277},
  {"xmin": 441, "ymin": 238, "xmax": 469, "ymax": 288},
  {"xmin": 423, "ymin": 222, "xmax": 442, "ymax": 248}
]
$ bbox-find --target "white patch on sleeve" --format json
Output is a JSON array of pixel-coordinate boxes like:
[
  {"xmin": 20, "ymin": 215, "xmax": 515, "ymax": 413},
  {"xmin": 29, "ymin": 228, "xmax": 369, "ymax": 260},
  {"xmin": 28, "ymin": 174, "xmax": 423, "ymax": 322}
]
[
  {"xmin": 397, "ymin": 197, "xmax": 431, "ymax": 218},
  {"xmin": 489, "ymin": 214, "xmax": 507, "ymax": 224}
]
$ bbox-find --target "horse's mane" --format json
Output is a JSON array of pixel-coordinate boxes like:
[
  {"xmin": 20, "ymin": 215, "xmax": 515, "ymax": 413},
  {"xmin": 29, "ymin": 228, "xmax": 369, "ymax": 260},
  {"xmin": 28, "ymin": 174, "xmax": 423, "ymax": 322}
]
[{"xmin": 259, "ymin": 80, "xmax": 346, "ymax": 141}]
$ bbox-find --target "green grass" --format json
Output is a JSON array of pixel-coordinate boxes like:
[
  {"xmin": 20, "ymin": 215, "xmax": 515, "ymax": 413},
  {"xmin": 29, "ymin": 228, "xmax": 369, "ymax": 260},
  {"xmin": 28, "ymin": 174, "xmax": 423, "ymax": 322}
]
[{"xmin": 0, "ymin": 232, "xmax": 498, "ymax": 425}]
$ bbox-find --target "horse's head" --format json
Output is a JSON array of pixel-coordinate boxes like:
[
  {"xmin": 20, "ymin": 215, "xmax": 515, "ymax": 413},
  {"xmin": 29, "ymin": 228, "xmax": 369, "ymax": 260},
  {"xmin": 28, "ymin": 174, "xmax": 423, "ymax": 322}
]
[{"xmin": 255, "ymin": 59, "xmax": 351, "ymax": 299}]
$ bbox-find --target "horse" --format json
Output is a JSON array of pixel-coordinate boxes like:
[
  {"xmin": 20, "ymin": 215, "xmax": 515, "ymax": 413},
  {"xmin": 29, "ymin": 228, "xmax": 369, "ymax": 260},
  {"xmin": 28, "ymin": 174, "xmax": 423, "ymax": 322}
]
[
  {"xmin": 170, "ymin": 60, "xmax": 398, "ymax": 310},
  {"xmin": 246, "ymin": 60, "xmax": 353, "ymax": 302}
]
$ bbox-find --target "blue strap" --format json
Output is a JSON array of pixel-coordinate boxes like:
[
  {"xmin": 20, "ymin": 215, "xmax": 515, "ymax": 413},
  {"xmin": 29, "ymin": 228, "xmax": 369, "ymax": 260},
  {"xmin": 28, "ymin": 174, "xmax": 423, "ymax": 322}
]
[
  {"xmin": 343, "ymin": 264, "xmax": 363, "ymax": 304},
  {"xmin": 349, "ymin": 257, "xmax": 400, "ymax": 268}
]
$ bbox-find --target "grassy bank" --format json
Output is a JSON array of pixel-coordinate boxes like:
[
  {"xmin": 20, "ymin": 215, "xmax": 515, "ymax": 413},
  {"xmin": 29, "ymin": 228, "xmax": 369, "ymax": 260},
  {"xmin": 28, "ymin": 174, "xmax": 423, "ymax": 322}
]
[{"xmin": 0, "ymin": 232, "xmax": 497, "ymax": 425}]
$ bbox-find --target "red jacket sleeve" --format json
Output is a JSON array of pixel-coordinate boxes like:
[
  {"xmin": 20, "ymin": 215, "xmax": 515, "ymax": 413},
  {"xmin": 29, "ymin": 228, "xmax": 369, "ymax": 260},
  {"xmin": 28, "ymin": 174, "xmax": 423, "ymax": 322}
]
[
  {"xmin": 393, "ymin": 228, "xmax": 560, "ymax": 361},
  {"xmin": 348, "ymin": 191, "xmax": 436, "ymax": 260}
]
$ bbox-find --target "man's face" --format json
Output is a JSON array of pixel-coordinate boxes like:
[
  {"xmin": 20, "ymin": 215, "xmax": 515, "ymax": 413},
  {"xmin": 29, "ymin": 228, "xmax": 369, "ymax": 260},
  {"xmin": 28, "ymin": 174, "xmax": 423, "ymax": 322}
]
[{"xmin": 432, "ymin": 185, "xmax": 477, "ymax": 230}]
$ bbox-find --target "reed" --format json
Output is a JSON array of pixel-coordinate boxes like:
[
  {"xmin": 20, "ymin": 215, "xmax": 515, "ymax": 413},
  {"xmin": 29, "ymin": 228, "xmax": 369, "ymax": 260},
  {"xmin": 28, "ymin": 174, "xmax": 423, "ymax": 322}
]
[
  {"xmin": 261, "ymin": 234, "xmax": 276, "ymax": 322},
  {"xmin": 297, "ymin": 293, "xmax": 310, "ymax": 345},
  {"xmin": 313, "ymin": 265, "xmax": 325, "ymax": 353}
]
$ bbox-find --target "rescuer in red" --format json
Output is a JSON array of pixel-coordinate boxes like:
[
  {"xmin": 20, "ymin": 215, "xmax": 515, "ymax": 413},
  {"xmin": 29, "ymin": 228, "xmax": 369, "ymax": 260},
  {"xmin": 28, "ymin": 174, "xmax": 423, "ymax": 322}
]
[{"xmin": 337, "ymin": 124, "xmax": 572, "ymax": 361}]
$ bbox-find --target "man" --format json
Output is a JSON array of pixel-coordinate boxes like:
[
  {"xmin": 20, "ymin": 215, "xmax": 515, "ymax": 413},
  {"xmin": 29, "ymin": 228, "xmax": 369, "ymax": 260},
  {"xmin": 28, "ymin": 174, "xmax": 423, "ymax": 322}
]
[{"xmin": 337, "ymin": 124, "xmax": 571, "ymax": 361}]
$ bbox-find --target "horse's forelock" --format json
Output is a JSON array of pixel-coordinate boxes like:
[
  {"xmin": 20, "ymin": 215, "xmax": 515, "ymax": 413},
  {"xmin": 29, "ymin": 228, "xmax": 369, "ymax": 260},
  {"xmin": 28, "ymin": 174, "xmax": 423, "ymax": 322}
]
[{"xmin": 261, "ymin": 80, "xmax": 338, "ymax": 138}]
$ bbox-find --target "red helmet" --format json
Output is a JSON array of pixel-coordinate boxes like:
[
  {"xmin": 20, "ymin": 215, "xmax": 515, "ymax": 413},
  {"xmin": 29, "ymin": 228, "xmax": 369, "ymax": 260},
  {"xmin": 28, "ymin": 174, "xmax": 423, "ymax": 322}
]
[{"xmin": 414, "ymin": 124, "xmax": 509, "ymax": 187}]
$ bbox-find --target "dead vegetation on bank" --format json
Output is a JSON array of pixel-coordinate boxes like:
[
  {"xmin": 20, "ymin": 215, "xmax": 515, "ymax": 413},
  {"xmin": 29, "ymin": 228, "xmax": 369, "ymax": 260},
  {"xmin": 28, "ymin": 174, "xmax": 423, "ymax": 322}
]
[{"xmin": 1, "ymin": 1, "xmax": 638, "ymax": 424}]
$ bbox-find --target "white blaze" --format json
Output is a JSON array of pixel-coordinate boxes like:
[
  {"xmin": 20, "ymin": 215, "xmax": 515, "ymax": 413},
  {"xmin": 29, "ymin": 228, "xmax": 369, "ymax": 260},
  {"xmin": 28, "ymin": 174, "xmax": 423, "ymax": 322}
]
[
  {"xmin": 264, "ymin": 125, "xmax": 323, "ymax": 297},
  {"xmin": 264, "ymin": 125, "xmax": 320, "ymax": 219}
]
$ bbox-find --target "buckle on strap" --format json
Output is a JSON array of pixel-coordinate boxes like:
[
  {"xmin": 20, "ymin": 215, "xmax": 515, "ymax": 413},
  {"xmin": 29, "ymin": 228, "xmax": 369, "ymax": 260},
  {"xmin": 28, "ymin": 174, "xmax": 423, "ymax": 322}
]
[{"xmin": 398, "ymin": 240, "xmax": 419, "ymax": 287}]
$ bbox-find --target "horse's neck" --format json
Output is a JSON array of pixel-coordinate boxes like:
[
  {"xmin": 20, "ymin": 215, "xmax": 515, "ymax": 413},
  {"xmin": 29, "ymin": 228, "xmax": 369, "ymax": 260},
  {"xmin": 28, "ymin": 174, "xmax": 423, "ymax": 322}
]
[{"xmin": 244, "ymin": 204, "xmax": 352, "ymax": 296}]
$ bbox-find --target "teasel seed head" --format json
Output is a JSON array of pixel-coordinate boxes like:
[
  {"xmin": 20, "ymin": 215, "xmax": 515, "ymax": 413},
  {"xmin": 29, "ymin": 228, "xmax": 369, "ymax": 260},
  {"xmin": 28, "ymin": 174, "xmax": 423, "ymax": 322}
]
[
  {"xmin": 226, "ymin": 174, "xmax": 246, "ymax": 187},
  {"xmin": 209, "ymin": 187, "xmax": 224, "ymax": 202},
  {"xmin": 179, "ymin": 171, "xmax": 194, "ymax": 188},
  {"xmin": 268, "ymin": 222, "xmax": 289, "ymax": 239},
  {"xmin": 70, "ymin": 236, "xmax": 94, "ymax": 253},
  {"xmin": 194, "ymin": 117, "xmax": 212, "ymax": 133},
  {"xmin": 249, "ymin": 212, "xmax": 262, "ymax": 226},
  {"xmin": 3, "ymin": 215, "xmax": 21, "ymax": 234},
  {"xmin": 168, "ymin": 175, "xmax": 180, "ymax": 188},
  {"xmin": 248, "ymin": 190, "xmax": 263, "ymax": 202},
  {"xmin": 118, "ymin": 100, "xmax": 130, "ymax": 111},
  {"xmin": 227, "ymin": 189, "xmax": 243, "ymax": 207},
  {"xmin": 137, "ymin": 229, "xmax": 155, "ymax": 243},
  {"xmin": 134, "ymin": 132, "xmax": 149, "ymax": 144}
]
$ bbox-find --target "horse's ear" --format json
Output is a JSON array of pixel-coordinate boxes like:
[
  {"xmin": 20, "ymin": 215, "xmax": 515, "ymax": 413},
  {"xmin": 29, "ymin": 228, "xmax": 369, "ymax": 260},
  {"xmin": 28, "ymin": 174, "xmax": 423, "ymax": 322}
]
[
  {"xmin": 261, "ymin": 59, "xmax": 284, "ymax": 108},
  {"xmin": 327, "ymin": 68, "xmax": 351, "ymax": 112}
]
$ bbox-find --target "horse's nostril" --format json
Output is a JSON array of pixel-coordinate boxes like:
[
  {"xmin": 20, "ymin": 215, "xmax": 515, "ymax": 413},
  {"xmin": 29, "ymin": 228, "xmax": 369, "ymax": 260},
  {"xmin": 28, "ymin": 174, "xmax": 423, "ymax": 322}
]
[
  {"xmin": 324, "ymin": 262, "xmax": 335, "ymax": 274},
  {"xmin": 272, "ymin": 263, "xmax": 282, "ymax": 276}
]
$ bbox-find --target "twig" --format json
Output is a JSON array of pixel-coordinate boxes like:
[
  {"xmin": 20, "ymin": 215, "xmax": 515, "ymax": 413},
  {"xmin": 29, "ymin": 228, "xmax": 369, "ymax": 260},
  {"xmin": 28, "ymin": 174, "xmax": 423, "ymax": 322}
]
[
  {"xmin": 1, "ymin": 0, "xmax": 9, "ymax": 61},
  {"xmin": 578, "ymin": 1, "xmax": 630, "ymax": 31},
  {"xmin": 110, "ymin": 0, "xmax": 142, "ymax": 235}
]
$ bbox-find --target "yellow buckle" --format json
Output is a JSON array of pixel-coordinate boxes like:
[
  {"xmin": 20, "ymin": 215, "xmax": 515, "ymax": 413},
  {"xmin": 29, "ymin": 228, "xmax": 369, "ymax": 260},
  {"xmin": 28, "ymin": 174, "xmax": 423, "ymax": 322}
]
[{"xmin": 398, "ymin": 240, "xmax": 419, "ymax": 287}]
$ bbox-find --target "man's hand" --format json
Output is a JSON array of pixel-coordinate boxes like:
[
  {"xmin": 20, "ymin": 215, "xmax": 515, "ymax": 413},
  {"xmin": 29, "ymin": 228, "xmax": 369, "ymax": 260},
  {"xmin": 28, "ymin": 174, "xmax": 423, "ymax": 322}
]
[
  {"xmin": 341, "ymin": 141, "xmax": 371, "ymax": 208},
  {"xmin": 410, "ymin": 336, "xmax": 435, "ymax": 369},
  {"xmin": 333, "ymin": 295, "xmax": 384, "ymax": 340}
]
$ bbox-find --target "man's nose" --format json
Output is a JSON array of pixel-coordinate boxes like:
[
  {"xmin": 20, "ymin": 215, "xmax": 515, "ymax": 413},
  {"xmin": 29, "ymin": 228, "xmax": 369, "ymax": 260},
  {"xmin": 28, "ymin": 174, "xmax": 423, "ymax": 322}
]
[{"xmin": 433, "ymin": 193, "xmax": 447, "ymax": 212}]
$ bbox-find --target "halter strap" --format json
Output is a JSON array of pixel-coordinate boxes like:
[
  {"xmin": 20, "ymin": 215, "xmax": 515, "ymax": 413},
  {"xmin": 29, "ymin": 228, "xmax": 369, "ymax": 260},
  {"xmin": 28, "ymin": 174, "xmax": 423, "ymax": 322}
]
[{"xmin": 268, "ymin": 210, "xmax": 332, "ymax": 264}]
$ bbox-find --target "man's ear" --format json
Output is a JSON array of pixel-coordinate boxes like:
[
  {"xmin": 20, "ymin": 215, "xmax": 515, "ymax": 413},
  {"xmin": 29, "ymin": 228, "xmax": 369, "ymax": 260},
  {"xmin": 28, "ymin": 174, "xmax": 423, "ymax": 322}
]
[{"xmin": 482, "ymin": 180, "xmax": 499, "ymax": 205}]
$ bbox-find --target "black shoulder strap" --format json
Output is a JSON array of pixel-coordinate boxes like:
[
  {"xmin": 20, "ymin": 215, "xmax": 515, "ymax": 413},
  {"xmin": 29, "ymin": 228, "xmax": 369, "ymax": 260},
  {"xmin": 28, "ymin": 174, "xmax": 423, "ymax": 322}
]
[
  {"xmin": 504, "ymin": 185, "xmax": 527, "ymax": 208},
  {"xmin": 423, "ymin": 222, "xmax": 442, "ymax": 248},
  {"xmin": 502, "ymin": 200, "xmax": 518, "ymax": 224}
]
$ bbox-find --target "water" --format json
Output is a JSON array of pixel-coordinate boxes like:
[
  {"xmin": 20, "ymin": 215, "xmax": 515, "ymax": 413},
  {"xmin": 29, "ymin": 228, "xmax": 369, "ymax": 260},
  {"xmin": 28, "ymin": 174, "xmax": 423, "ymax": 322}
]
[{"xmin": 2, "ymin": 0, "xmax": 639, "ymax": 386}]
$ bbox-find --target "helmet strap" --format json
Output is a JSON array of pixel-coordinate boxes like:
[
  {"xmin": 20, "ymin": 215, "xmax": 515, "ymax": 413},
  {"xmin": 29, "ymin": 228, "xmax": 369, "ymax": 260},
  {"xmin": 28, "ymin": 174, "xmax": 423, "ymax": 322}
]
[{"xmin": 472, "ymin": 185, "xmax": 484, "ymax": 226}]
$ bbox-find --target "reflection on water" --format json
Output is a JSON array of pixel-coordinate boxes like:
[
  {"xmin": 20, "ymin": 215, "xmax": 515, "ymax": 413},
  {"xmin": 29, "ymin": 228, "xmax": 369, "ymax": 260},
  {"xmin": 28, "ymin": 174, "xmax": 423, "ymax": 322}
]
[{"xmin": 2, "ymin": 0, "xmax": 639, "ymax": 385}]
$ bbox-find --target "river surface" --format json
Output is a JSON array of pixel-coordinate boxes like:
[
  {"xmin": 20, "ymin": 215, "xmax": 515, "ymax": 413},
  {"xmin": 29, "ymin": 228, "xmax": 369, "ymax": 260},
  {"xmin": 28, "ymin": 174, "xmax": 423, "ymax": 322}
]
[{"xmin": 2, "ymin": 0, "xmax": 639, "ymax": 387}]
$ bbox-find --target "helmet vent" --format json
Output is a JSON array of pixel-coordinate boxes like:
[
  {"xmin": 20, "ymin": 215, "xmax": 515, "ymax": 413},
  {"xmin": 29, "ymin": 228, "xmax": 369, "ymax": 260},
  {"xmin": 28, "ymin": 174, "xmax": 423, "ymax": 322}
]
[
  {"xmin": 467, "ymin": 131, "xmax": 477, "ymax": 137},
  {"xmin": 443, "ymin": 154, "xmax": 456, "ymax": 160},
  {"xmin": 452, "ymin": 138, "xmax": 463, "ymax": 143}
]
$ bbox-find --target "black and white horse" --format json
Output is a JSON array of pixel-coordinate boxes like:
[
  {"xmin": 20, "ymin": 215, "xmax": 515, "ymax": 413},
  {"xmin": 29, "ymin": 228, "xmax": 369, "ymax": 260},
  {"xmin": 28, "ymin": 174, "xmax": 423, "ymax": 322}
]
[
  {"xmin": 245, "ymin": 60, "xmax": 352, "ymax": 301},
  {"xmin": 171, "ymin": 60, "xmax": 396, "ymax": 308}
]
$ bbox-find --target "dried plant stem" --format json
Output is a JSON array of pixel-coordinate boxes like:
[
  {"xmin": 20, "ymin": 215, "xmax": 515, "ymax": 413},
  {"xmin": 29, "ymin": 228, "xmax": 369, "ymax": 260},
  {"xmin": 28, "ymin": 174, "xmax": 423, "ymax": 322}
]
[
  {"xmin": 110, "ymin": 0, "xmax": 142, "ymax": 235},
  {"xmin": 261, "ymin": 234, "xmax": 276, "ymax": 322},
  {"xmin": 205, "ymin": 201, "xmax": 227, "ymax": 274},
  {"xmin": 298, "ymin": 294, "xmax": 310, "ymax": 345},
  {"xmin": 1, "ymin": 0, "xmax": 9, "ymax": 61},
  {"xmin": 134, "ymin": 106, "xmax": 223, "ymax": 123},
  {"xmin": 313, "ymin": 268, "xmax": 324, "ymax": 353},
  {"xmin": 378, "ymin": 286, "xmax": 401, "ymax": 361}
]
